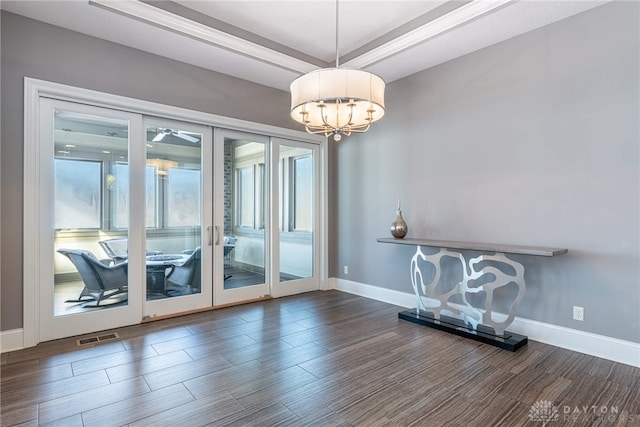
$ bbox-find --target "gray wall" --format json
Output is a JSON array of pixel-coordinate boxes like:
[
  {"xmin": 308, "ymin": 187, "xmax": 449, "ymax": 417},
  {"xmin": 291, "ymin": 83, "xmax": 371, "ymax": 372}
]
[
  {"xmin": 2, "ymin": 2, "xmax": 639, "ymax": 345},
  {"xmin": 0, "ymin": 12, "xmax": 294, "ymax": 330},
  {"xmin": 333, "ymin": 1, "xmax": 640, "ymax": 343}
]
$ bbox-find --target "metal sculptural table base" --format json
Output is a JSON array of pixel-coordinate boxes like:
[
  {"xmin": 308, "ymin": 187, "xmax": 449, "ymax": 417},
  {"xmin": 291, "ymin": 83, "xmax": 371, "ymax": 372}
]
[
  {"xmin": 378, "ymin": 238, "xmax": 567, "ymax": 352},
  {"xmin": 398, "ymin": 309, "xmax": 528, "ymax": 351}
]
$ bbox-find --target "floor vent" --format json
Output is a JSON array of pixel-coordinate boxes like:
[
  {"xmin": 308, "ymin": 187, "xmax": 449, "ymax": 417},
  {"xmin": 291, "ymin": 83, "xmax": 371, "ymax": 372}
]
[{"xmin": 77, "ymin": 332, "xmax": 119, "ymax": 347}]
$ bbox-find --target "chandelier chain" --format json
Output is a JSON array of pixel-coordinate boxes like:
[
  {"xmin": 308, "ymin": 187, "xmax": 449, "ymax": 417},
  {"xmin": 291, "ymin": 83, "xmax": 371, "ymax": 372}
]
[{"xmin": 335, "ymin": 0, "xmax": 340, "ymax": 68}]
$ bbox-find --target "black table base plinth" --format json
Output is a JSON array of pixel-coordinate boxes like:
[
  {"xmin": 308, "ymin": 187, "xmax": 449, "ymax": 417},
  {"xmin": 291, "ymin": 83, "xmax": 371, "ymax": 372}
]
[{"xmin": 398, "ymin": 309, "xmax": 527, "ymax": 352}]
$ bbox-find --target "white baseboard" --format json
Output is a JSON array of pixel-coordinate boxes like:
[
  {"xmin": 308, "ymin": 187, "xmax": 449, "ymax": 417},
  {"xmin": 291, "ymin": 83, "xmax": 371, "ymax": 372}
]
[
  {"xmin": 6, "ymin": 281, "xmax": 638, "ymax": 366},
  {"xmin": 334, "ymin": 278, "xmax": 640, "ymax": 368},
  {"xmin": 1, "ymin": 329, "xmax": 24, "ymax": 353}
]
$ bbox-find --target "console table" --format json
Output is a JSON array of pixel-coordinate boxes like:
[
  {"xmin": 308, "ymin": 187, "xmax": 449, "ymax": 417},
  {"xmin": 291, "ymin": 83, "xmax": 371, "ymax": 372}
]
[{"xmin": 378, "ymin": 237, "xmax": 568, "ymax": 351}]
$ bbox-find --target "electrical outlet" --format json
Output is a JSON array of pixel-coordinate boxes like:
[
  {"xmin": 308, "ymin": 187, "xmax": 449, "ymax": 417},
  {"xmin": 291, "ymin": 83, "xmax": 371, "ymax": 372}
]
[
  {"xmin": 343, "ymin": 265, "xmax": 349, "ymax": 275},
  {"xmin": 573, "ymin": 306, "xmax": 584, "ymax": 321}
]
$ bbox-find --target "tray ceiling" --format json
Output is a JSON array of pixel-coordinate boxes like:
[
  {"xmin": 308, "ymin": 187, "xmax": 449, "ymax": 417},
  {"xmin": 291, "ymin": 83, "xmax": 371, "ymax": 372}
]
[{"xmin": 1, "ymin": 0, "xmax": 611, "ymax": 91}]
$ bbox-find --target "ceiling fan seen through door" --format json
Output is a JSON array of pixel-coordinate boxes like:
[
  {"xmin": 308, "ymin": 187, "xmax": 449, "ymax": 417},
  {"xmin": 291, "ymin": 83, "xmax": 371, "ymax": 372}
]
[{"xmin": 152, "ymin": 128, "xmax": 199, "ymax": 143}]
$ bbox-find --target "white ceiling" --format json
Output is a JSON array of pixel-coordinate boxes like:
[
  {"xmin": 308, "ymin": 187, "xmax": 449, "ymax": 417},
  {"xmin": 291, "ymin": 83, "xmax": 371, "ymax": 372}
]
[{"xmin": 1, "ymin": 0, "xmax": 610, "ymax": 91}]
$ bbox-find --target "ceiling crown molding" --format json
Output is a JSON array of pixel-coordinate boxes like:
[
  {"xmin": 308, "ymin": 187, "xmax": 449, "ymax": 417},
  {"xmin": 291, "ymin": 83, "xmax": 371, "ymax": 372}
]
[
  {"xmin": 343, "ymin": 0, "xmax": 513, "ymax": 69},
  {"xmin": 89, "ymin": 0, "xmax": 318, "ymax": 74},
  {"xmin": 91, "ymin": 0, "xmax": 515, "ymax": 77}
]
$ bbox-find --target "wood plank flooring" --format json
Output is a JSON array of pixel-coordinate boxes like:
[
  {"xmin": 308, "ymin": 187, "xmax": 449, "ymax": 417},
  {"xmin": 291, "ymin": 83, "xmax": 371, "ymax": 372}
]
[{"xmin": 2, "ymin": 291, "xmax": 639, "ymax": 426}]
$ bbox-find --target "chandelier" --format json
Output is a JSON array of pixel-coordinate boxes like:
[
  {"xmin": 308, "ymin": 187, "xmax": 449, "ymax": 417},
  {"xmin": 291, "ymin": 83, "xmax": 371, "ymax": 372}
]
[{"xmin": 289, "ymin": 1, "xmax": 385, "ymax": 142}]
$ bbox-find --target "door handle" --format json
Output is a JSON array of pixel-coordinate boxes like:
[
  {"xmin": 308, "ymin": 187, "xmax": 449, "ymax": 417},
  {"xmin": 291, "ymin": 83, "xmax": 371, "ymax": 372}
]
[
  {"xmin": 207, "ymin": 226, "xmax": 213, "ymax": 246},
  {"xmin": 215, "ymin": 226, "xmax": 221, "ymax": 246}
]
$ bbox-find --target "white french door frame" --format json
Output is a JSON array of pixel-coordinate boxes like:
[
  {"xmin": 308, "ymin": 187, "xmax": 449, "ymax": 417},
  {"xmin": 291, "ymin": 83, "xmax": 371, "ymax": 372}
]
[
  {"xmin": 212, "ymin": 132, "xmax": 325, "ymax": 305},
  {"xmin": 270, "ymin": 137, "xmax": 321, "ymax": 298},
  {"xmin": 213, "ymin": 129, "xmax": 272, "ymax": 305},
  {"xmin": 23, "ymin": 77, "xmax": 326, "ymax": 348},
  {"xmin": 142, "ymin": 116, "xmax": 213, "ymax": 319},
  {"xmin": 37, "ymin": 98, "xmax": 146, "ymax": 342}
]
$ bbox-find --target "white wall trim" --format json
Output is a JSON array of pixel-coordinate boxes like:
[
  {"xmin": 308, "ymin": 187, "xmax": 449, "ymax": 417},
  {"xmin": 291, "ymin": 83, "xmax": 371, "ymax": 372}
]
[
  {"xmin": 23, "ymin": 78, "xmax": 42, "ymax": 348},
  {"xmin": 333, "ymin": 278, "xmax": 640, "ymax": 368},
  {"xmin": 1, "ymin": 329, "xmax": 24, "ymax": 354},
  {"xmin": 25, "ymin": 78, "xmax": 324, "ymax": 144}
]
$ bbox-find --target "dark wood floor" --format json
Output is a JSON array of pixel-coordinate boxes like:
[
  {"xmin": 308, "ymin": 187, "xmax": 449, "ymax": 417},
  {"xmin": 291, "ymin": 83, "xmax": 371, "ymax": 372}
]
[{"xmin": 2, "ymin": 291, "xmax": 639, "ymax": 426}]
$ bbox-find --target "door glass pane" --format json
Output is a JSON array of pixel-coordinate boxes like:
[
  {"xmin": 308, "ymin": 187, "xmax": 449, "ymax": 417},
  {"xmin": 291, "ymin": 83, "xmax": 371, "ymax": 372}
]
[
  {"xmin": 112, "ymin": 164, "xmax": 156, "ymax": 228},
  {"xmin": 146, "ymin": 126, "xmax": 202, "ymax": 300},
  {"xmin": 238, "ymin": 167, "xmax": 254, "ymax": 228},
  {"xmin": 53, "ymin": 111, "xmax": 130, "ymax": 316},
  {"xmin": 55, "ymin": 159, "xmax": 101, "ymax": 229},
  {"xmin": 279, "ymin": 145, "xmax": 314, "ymax": 282},
  {"xmin": 224, "ymin": 138, "xmax": 266, "ymax": 289},
  {"xmin": 293, "ymin": 156, "xmax": 313, "ymax": 231}
]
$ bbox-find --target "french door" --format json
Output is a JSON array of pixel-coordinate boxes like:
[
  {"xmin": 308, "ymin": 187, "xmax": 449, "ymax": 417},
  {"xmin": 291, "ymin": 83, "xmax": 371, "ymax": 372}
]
[
  {"xmin": 213, "ymin": 130, "xmax": 271, "ymax": 305},
  {"xmin": 142, "ymin": 117, "xmax": 213, "ymax": 319},
  {"xmin": 38, "ymin": 100, "xmax": 213, "ymax": 341},
  {"xmin": 213, "ymin": 130, "xmax": 320, "ymax": 306},
  {"xmin": 40, "ymin": 99, "xmax": 144, "ymax": 340},
  {"xmin": 271, "ymin": 138, "xmax": 320, "ymax": 297},
  {"xmin": 27, "ymin": 79, "xmax": 324, "ymax": 345}
]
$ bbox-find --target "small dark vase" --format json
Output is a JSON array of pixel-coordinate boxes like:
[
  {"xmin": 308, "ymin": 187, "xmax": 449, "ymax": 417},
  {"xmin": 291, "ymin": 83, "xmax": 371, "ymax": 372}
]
[{"xmin": 390, "ymin": 200, "xmax": 408, "ymax": 239}]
